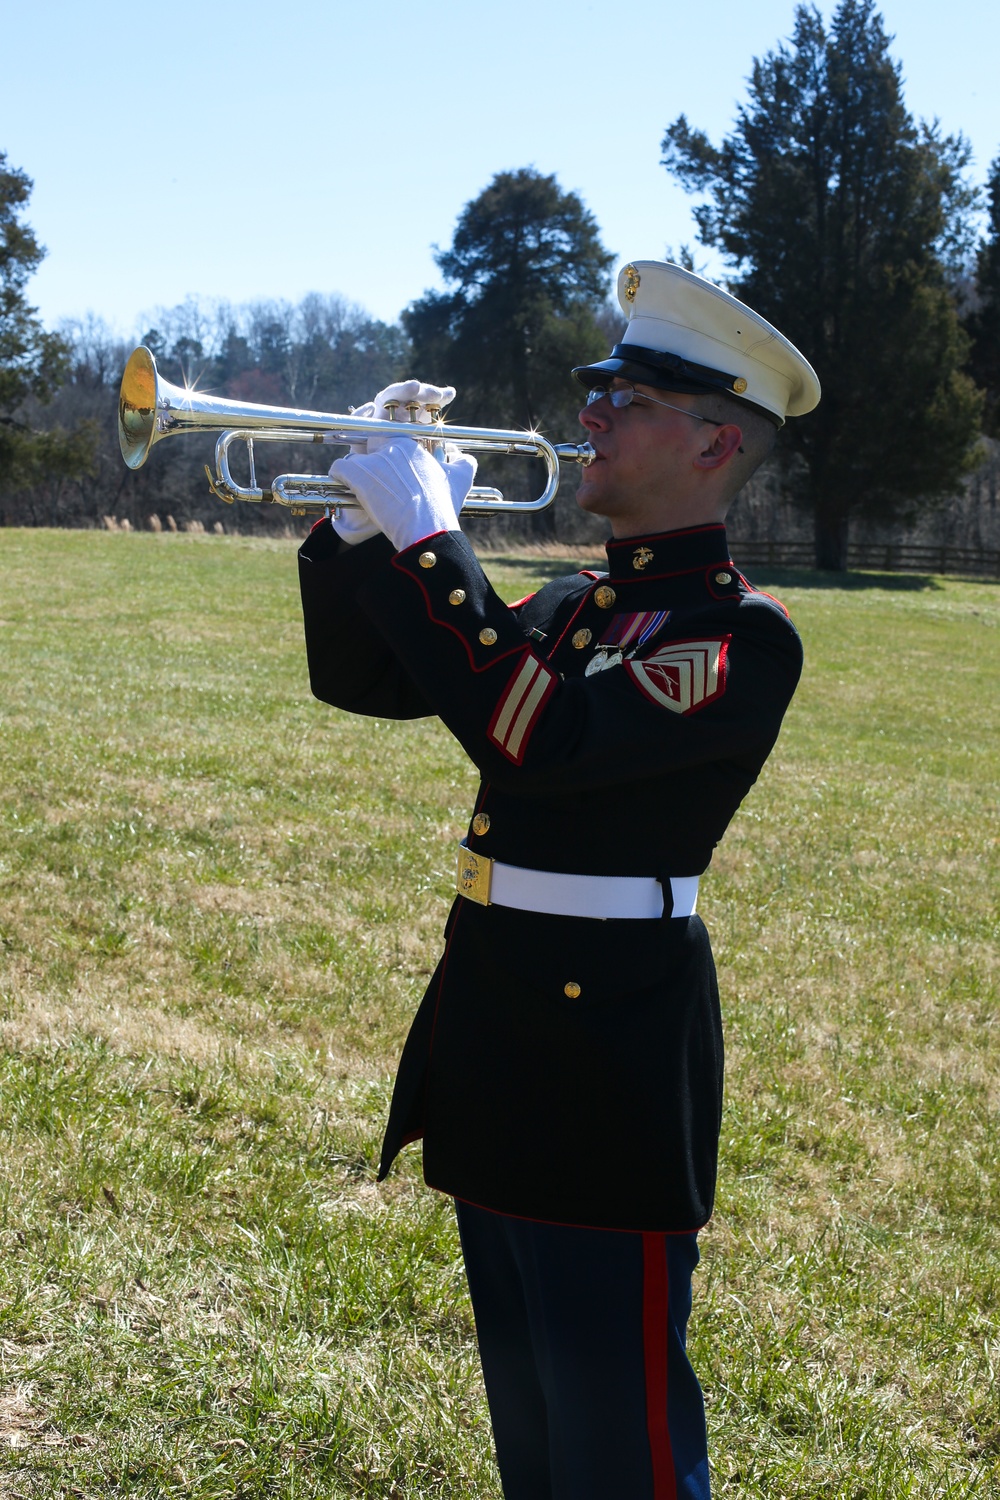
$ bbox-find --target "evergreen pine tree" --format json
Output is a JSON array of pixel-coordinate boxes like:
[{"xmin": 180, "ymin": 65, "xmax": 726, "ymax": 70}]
[
  {"xmin": 0, "ymin": 153, "xmax": 94, "ymax": 491},
  {"xmin": 661, "ymin": 0, "xmax": 982, "ymax": 570},
  {"xmin": 965, "ymin": 153, "xmax": 1000, "ymax": 437},
  {"xmin": 404, "ymin": 169, "xmax": 613, "ymax": 435}
]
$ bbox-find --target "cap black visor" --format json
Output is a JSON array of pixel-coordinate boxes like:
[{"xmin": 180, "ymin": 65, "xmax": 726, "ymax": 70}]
[{"xmin": 572, "ymin": 343, "xmax": 782, "ymax": 426}]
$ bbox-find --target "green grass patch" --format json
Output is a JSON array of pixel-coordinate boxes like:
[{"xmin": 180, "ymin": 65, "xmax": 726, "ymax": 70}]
[{"xmin": 0, "ymin": 530, "xmax": 997, "ymax": 1496}]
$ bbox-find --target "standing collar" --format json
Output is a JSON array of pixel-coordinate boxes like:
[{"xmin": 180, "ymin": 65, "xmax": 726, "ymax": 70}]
[{"xmin": 603, "ymin": 523, "xmax": 731, "ymax": 581}]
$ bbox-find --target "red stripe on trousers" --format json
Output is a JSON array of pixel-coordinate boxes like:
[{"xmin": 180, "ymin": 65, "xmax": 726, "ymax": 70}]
[{"xmin": 643, "ymin": 1232, "xmax": 677, "ymax": 1500}]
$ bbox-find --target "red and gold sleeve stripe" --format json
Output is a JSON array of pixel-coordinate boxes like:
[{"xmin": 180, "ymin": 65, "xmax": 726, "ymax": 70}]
[{"xmin": 488, "ymin": 653, "xmax": 557, "ymax": 763}]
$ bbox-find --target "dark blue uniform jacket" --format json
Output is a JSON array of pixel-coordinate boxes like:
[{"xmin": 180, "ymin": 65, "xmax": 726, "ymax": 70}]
[{"xmin": 298, "ymin": 519, "xmax": 802, "ymax": 1232}]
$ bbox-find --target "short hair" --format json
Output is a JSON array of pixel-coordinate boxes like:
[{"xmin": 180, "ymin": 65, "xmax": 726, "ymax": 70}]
[{"xmin": 692, "ymin": 392, "xmax": 779, "ymax": 503}]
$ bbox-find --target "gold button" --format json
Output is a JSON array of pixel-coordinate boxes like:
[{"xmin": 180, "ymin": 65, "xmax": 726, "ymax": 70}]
[
  {"xmin": 563, "ymin": 982, "xmax": 582, "ymax": 1000},
  {"xmin": 733, "ymin": 377, "xmax": 748, "ymax": 394},
  {"xmin": 449, "ymin": 588, "xmax": 466, "ymax": 605},
  {"xmin": 472, "ymin": 813, "xmax": 490, "ymax": 836},
  {"xmin": 572, "ymin": 629, "xmax": 592, "ymax": 649},
  {"xmin": 594, "ymin": 585, "xmax": 616, "ymax": 609},
  {"xmin": 418, "ymin": 551, "xmax": 437, "ymax": 569},
  {"xmin": 479, "ymin": 628, "xmax": 498, "ymax": 645},
  {"xmin": 715, "ymin": 571, "xmax": 733, "ymax": 585}
]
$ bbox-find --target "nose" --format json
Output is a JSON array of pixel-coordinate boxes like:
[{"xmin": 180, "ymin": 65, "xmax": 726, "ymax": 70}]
[{"xmin": 580, "ymin": 392, "xmax": 609, "ymax": 431}]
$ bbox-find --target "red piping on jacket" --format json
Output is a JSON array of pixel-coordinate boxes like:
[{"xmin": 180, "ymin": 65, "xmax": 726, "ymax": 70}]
[
  {"xmin": 391, "ymin": 538, "xmax": 524, "ymax": 674},
  {"xmin": 444, "ymin": 1191, "xmax": 709, "ymax": 1238}
]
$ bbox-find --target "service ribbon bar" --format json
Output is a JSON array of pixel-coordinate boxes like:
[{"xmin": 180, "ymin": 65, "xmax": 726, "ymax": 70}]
[{"xmin": 599, "ymin": 610, "xmax": 671, "ymax": 649}]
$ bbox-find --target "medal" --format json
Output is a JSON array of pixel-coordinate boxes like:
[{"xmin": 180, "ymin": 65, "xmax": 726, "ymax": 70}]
[
  {"xmin": 585, "ymin": 647, "xmax": 624, "ymax": 676},
  {"xmin": 583, "ymin": 610, "xmax": 671, "ymax": 676}
]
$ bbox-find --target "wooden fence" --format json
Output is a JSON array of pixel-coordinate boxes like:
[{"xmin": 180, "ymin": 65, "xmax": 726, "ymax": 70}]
[{"xmin": 730, "ymin": 540, "xmax": 1000, "ymax": 578}]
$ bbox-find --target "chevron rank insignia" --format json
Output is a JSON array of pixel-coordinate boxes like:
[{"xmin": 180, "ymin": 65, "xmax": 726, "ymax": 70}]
[
  {"xmin": 626, "ymin": 637, "xmax": 730, "ymax": 714},
  {"xmin": 488, "ymin": 653, "xmax": 557, "ymax": 762}
]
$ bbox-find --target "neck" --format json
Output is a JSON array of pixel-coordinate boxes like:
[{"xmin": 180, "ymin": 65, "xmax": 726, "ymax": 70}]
[{"xmin": 608, "ymin": 494, "xmax": 729, "ymax": 539}]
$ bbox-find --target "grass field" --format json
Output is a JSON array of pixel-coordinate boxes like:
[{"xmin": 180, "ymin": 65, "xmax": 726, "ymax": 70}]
[{"xmin": 0, "ymin": 528, "xmax": 997, "ymax": 1499}]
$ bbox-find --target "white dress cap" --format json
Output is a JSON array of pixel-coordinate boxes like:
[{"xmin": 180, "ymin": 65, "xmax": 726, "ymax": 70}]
[{"xmin": 575, "ymin": 260, "xmax": 821, "ymax": 425}]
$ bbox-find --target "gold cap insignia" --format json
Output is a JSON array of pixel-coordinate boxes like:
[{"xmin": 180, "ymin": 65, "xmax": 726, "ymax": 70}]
[
  {"xmin": 594, "ymin": 585, "xmax": 616, "ymax": 609},
  {"xmin": 733, "ymin": 377, "xmax": 748, "ymax": 394},
  {"xmin": 572, "ymin": 628, "xmax": 592, "ymax": 649},
  {"xmin": 632, "ymin": 546, "xmax": 654, "ymax": 571},
  {"xmin": 623, "ymin": 265, "xmax": 640, "ymax": 304}
]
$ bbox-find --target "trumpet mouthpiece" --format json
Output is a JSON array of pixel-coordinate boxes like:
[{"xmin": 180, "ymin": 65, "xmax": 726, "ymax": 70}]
[{"xmin": 554, "ymin": 442, "xmax": 596, "ymax": 467}]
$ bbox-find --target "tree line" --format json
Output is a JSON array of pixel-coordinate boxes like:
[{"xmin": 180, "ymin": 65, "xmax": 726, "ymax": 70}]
[{"xmin": 3, "ymin": 0, "xmax": 1000, "ymax": 568}]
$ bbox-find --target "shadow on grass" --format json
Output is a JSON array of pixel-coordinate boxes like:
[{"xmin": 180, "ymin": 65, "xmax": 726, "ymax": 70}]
[
  {"xmin": 481, "ymin": 554, "xmax": 607, "ymax": 583},
  {"xmin": 481, "ymin": 555, "xmax": 986, "ymax": 593},
  {"xmin": 733, "ymin": 566, "xmax": 947, "ymax": 592}
]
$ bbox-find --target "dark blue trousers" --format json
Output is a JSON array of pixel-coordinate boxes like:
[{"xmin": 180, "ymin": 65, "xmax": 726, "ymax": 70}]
[{"xmin": 455, "ymin": 1200, "xmax": 710, "ymax": 1500}]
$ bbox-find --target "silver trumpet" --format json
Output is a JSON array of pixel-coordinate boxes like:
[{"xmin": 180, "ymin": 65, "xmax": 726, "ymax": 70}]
[{"xmin": 118, "ymin": 347, "xmax": 595, "ymax": 516}]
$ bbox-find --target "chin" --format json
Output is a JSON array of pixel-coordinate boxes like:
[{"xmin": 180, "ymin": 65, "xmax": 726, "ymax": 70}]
[{"xmin": 576, "ymin": 476, "xmax": 614, "ymax": 518}]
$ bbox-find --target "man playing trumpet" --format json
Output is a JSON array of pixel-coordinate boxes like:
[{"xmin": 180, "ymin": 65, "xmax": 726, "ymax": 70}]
[{"xmin": 298, "ymin": 260, "xmax": 820, "ymax": 1499}]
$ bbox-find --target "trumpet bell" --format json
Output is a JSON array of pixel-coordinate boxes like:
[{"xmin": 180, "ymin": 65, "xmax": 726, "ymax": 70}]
[{"xmin": 119, "ymin": 346, "xmax": 159, "ymax": 469}]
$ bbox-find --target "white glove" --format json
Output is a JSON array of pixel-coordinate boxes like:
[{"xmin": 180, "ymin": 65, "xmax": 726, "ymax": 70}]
[
  {"xmin": 327, "ymin": 379, "xmax": 457, "ymax": 546},
  {"xmin": 329, "ymin": 437, "xmax": 477, "ymax": 553}
]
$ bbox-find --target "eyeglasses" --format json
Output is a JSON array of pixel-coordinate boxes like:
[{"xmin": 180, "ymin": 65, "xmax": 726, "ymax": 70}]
[
  {"xmin": 585, "ymin": 383, "xmax": 724, "ymax": 425},
  {"xmin": 584, "ymin": 382, "xmax": 743, "ymax": 452}
]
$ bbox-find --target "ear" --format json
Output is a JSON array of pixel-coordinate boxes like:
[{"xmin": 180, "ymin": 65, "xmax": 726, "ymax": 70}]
[{"xmin": 693, "ymin": 424, "xmax": 743, "ymax": 471}]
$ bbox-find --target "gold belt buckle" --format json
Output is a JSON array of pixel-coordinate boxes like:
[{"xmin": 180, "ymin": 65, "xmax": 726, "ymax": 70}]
[{"xmin": 457, "ymin": 845, "xmax": 493, "ymax": 906}]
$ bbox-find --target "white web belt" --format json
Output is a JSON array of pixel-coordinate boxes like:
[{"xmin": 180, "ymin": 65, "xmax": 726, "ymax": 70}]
[{"xmin": 457, "ymin": 845, "xmax": 699, "ymax": 920}]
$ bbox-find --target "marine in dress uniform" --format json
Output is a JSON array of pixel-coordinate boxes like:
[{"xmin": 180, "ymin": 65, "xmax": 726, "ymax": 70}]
[{"xmin": 298, "ymin": 262, "xmax": 821, "ymax": 1499}]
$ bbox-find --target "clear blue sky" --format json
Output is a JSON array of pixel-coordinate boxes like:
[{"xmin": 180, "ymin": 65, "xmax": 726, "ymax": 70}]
[{"xmin": 3, "ymin": 0, "xmax": 998, "ymax": 339}]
